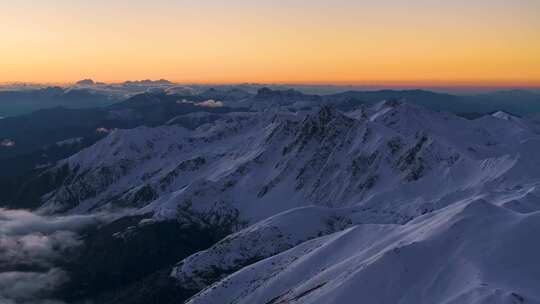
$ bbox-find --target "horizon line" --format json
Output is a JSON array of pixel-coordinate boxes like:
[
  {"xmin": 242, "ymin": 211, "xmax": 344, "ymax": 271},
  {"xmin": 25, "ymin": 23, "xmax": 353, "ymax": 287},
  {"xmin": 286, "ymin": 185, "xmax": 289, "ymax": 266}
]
[{"xmin": 1, "ymin": 79, "xmax": 540, "ymax": 89}]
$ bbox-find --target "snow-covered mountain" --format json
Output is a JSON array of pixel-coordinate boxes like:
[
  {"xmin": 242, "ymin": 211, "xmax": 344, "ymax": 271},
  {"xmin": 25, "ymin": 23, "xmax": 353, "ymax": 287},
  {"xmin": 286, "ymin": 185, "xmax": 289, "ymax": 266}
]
[
  {"xmin": 186, "ymin": 199, "xmax": 540, "ymax": 304},
  {"xmin": 37, "ymin": 101, "xmax": 540, "ymax": 219},
  {"xmin": 14, "ymin": 100, "xmax": 540, "ymax": 303}
]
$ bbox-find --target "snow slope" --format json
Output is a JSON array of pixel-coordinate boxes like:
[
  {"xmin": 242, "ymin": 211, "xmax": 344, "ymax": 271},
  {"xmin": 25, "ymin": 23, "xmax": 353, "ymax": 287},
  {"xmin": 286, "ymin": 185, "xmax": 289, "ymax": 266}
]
[
  {"xmin": 186, "ymin": 199, "xmax": 540, "ymax": 304},
  {"xmin": 171, "ymin": 206, "xmax": 362, "ymax": 290}
]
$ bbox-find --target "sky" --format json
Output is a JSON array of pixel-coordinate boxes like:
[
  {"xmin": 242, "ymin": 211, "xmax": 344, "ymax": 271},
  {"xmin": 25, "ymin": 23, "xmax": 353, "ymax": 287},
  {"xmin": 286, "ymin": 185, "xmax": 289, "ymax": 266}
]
[{"xmin": 0, "ymin": 0, "xmax": 539, "ymax": 87}]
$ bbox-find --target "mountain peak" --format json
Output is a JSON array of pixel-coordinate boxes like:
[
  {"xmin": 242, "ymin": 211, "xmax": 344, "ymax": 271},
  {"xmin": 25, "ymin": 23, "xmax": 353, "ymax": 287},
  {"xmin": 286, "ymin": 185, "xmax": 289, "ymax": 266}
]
[
  {"xmin": 316, "ymin": 105, "xmax": 342, "ymax": 123},
  {"xmin": 492, "ymin": 110, "xmax": 520, "ymax": 121},
  {"xmin": 75, "ymin": 79, "xmax": 95, "ymax": 86},
  {"xmin": 297, "ymin": 106, "xmax": 353, "ymax": 138}
]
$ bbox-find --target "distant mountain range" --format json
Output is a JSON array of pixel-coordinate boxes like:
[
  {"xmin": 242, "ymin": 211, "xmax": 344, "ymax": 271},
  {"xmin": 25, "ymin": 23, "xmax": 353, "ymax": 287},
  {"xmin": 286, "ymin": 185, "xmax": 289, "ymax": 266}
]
[
  {"xmin": 242, "ymin": 87, "xmax": 540, "ymax": 115},
  {"xmin": 0, "ymin": 92, "xmax": 245, "ymax": 185},
  {"xmin": 2, "ymin": 86, "xmax": 540, "ymax": 182},
  {"xmin": 0, "ymin": 86, "xmax": 120, "ymax": 117},
  {"xmin": 1, "ymin": 81, "xmax": 539, "ymax": 118}
]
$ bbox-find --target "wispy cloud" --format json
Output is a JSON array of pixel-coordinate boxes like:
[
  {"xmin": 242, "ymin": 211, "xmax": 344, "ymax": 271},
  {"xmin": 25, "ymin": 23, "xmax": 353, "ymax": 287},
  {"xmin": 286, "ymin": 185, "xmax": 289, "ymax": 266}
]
[{"xmin": 196, "ymin": 99, "xmax": 224, "ymax": 108}]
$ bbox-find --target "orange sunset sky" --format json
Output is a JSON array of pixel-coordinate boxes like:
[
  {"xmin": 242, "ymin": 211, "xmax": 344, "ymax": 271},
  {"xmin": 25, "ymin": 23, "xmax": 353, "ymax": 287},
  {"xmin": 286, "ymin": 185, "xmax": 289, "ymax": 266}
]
[{"xmin": 1, "ymin": 0, "xmax": 539, "ymax": 87}]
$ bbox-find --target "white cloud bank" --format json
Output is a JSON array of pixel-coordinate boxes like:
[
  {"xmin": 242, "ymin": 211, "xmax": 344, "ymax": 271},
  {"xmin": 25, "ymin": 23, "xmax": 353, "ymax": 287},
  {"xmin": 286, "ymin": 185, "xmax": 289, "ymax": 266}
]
[{"xmin": 196, "ymin": 99, "xmax": 224, "ymax": 108}]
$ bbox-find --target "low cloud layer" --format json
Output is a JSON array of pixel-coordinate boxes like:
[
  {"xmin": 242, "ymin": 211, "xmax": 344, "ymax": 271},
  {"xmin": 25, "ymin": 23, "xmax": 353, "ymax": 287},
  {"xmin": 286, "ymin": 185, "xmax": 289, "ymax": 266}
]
[
  {"xmin": 196, "ymin": 99, "xmax": 224, "ymax": 108},
  {"xmin": 176, "ymin": 98, "xmax": 224, "ymax": 108},
  {"xmin": 0, "ymin": 208, "xmax": 100, "ymax": 236},
  {"xmin": 0, "ymin": 230, "xmax": 80, "ymax": 268},
  {"xmin": 0, "ymin": 208, "xmax": 108, "ymax": 303},
  {"xmin": 0, "ymin": 269, "xmax": 67, "ymax": 304}
]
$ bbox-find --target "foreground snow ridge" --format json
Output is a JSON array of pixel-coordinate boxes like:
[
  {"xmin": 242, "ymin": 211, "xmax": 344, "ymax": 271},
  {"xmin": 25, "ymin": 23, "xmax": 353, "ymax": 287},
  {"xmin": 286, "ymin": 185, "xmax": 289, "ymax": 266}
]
[{"xmin": 186, "ymin": 200, "xmax": 540, "ymax": 304}]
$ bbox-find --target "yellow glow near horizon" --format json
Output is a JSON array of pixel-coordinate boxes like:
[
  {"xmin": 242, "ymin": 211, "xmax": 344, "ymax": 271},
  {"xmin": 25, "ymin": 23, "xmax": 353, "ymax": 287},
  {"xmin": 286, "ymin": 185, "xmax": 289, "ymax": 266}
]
[{"xmin": 1, "ymin": 0, "xmax": 539, "ymax": 86}]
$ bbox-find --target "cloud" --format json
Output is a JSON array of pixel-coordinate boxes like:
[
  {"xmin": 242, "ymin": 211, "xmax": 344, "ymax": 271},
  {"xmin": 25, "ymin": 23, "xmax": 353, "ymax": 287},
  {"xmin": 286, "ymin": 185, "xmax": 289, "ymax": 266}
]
[
  {"xmin": 96, "ymin": 127, "xmax": 116, "ymax": 134},
  {"xmin": 0, "ymin": 269, "xmax": 67, "ymax": 304},
  {"xmin": 1, "ymin": 139, "xmax": 16, "ymax": 147},
  {"xmin": 0, "ymin": 208, "xmax": 100, "ymax": 236},
  {"xmin": 175, "ymin": 98, "xmax": 224, "ymax": 107},
  {"xmin": 0, "ymin": 208, "xmax": 112, "ymax": 304},
  {"xmin": 0, "ymin": 230, "xmax": 80, "ymax": 268},
  {"xmin": 195, "ymin": 99, "xmax": 224, "ymax": 108}
]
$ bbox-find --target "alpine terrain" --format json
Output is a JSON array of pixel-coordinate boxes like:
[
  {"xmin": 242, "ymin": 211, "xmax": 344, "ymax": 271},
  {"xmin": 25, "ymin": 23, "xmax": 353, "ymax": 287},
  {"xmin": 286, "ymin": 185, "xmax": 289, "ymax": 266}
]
[{"xmin": 2, "ymin": 91, "xmax": 540, "ymax": 304}]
